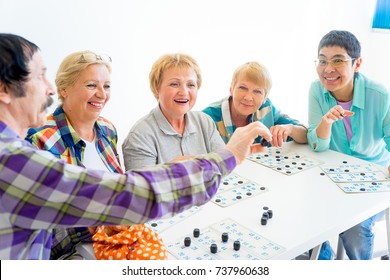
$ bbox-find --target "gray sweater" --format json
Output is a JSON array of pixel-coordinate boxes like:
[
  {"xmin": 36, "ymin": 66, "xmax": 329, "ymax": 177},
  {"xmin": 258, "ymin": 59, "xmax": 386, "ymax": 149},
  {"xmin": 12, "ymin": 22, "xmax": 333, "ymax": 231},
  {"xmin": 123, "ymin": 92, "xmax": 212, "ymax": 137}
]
[{"xmin": 122, "ymin": 105, "xmax": 226, "ymax": 171}]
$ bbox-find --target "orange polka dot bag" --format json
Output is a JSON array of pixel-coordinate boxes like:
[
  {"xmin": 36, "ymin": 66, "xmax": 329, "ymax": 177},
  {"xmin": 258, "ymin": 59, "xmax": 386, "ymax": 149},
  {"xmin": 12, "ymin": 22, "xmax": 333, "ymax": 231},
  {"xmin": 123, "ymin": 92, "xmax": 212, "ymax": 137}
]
[{"xmin": 92, "ymin": 224, "xmax": 167, "ymax": 260}]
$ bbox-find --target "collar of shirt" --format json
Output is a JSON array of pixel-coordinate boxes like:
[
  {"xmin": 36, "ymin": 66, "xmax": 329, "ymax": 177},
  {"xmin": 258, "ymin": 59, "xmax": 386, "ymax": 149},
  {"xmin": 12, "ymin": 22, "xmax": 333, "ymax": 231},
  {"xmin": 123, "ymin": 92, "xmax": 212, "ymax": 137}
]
[
  {"xmin": 153, "ymin": 105, "xmax": 197, "ymax": 136},
  {"xmin": 352, "ymin": 73, "xmax": 366, "ymax": 110},
  {"xmin": 0, "ymin": 121, "xmax": 19, "ymax": 138},
  {"xmin": 221, "ymin": 96, "xmax": 236, "ymax": 137},
  {"xmin": 52, "ymin": 106, "xmax": 108, "ymax": 148},
  {"xmin": 221, "ymin": 96, "xmax": 256, "ymax": 137}
]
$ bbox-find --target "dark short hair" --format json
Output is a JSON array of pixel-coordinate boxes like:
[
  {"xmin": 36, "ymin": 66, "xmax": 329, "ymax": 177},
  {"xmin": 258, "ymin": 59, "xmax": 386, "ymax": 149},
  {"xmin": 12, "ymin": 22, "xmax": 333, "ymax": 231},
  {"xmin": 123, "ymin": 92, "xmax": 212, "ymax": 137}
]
[
  {"xmin": 318, "ymin": 30, "xmax": 361, "ymax": 59},
  {"xmin": 0, "ymin": 33, "xmax": 39, "ymax": 97}
]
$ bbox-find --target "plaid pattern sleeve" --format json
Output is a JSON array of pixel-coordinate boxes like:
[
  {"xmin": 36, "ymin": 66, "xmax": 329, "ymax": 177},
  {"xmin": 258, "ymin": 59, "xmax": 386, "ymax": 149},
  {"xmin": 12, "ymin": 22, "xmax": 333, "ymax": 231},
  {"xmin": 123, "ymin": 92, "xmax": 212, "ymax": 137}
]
[
  {"xmin": 1, "ymin": 121, "xmax": 236, "ymax": 259},
  {"xmin": 49, "ymin": 227, "xmax": 93, "ymax": 259},
  {"xmin": 25, "ymin": 107, "xmax": 123, "ymax": 259}
]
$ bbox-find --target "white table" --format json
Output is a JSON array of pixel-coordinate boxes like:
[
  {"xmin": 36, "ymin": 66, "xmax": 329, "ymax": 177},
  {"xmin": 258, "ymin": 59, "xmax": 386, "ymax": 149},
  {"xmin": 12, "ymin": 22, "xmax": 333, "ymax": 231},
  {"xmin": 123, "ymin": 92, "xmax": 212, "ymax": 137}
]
[
  {"xmin": 159, "ymin": 142, "xmax": 390, "ymax": 260},
  {"xmin": 77, "ymin": 142, "xmax": 390, "ymax": 260}
]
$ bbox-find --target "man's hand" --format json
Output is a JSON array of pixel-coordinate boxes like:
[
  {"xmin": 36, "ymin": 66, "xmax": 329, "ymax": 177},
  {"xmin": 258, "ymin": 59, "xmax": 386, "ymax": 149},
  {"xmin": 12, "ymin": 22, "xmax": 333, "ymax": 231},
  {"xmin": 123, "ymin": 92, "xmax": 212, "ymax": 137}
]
[{"xmin": 226, "ymin": 122, "xmax": 272, "ymax": 164}]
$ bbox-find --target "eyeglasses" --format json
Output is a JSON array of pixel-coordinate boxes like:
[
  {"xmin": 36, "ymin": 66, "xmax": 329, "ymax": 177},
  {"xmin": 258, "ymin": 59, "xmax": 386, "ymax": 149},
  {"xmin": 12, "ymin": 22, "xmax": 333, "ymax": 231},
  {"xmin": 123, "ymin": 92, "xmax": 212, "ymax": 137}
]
[
  {"xmin": 314, "ymin": 58, "xmax": 355, "ymax": 68},
  {"xmin": 78, "ymin": 53, "xmax": 112, "ymax": 63}
]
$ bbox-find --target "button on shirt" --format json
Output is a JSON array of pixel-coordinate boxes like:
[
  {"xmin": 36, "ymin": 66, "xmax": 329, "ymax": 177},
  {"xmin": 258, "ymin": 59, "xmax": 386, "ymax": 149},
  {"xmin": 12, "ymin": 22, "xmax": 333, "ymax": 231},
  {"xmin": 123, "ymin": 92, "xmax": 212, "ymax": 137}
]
[
  {"xmin": 308, "ymin": 73, "xmax": 390, "ymax": 166},
  {"xmin": 0, "ymin": 120, "xmax": 236, "ymax": 259}
]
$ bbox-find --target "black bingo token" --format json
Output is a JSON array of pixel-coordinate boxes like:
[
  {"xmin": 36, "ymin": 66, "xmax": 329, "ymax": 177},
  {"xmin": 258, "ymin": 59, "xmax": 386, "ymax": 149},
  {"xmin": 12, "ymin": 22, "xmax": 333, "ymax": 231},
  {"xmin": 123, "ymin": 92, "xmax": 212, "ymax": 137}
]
[
  {"xmin": 193, "ymin": 228, "xmax": 200, "ymax": 238},
  {"xmin": 260, "ymin": 138, "xmax": 269, "ymax": 147},
  {"xmin": 222, "ymin": 232, "xmax": 229, "ymax": 242},
  {"xmin": 233, "ymin": 240, "xmax": 241, "ymax": 251},
  {"xmin": 184, "ymin": 237, "xmax": 191, "ymax": 247},
  {"xmin": 210, "ymin": 243, "xmax": 218, "ymax": 254}
]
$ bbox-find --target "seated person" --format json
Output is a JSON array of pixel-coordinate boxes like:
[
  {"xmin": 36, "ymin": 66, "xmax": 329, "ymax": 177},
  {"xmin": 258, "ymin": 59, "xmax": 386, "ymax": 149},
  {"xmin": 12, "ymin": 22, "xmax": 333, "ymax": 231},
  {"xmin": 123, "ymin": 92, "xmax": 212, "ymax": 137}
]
[
  {"xmin": 308, "ymin": 30, "xmax": 390, "ymax": 260},
  {"xmin": 0, "ymin": 33, "xmax": 272, "ymax": 260},
  {"xmin": 122, "ymin": 53, "xmax": 225, "ymax": 171},
  {"xmin": 27, "ymin": 51, "xmax": 166, "ymax": 260},
  {"xmin": 203, "ymin": 61, "xmax": 307, "ymax": 147}
]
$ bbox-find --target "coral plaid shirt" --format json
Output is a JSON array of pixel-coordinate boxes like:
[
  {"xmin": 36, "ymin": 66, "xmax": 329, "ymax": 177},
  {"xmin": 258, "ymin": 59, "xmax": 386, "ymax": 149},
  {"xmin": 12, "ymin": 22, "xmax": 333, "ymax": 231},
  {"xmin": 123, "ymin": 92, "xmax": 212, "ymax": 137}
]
[{"xmin": 27, "ymin": 107, "xmax": 122, "ymax": 173}]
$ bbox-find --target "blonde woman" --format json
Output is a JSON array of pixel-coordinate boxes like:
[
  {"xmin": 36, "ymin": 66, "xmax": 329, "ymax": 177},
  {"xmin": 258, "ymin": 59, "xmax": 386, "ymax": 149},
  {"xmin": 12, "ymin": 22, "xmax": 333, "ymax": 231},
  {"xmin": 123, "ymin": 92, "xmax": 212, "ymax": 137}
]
[
  {"xmin": 203, "ymin": 61, "xmax": 307, "ymax": 147},
  {"xmin": 122, "ymin": 53, "xmax": 225, "ymax": 171},
  {"xmin": 26, "ymin": 51, "xmax": 166, "ymax": 260}
]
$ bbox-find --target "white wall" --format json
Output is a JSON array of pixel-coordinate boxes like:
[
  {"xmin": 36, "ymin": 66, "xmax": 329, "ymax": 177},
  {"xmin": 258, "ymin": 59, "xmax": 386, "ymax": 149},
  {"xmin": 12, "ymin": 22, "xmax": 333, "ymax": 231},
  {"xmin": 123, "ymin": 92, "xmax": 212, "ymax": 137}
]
[{"xmin": 1, "ymin": 0, "xmax": 389, "ymax": 158}]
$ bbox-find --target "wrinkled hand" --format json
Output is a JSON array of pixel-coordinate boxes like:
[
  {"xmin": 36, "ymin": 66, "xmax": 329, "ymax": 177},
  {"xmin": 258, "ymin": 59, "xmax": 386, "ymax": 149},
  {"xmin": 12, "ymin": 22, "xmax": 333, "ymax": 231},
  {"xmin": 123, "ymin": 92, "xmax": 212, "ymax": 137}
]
[
  {"xmin": 270, "ymin": 124, "xmax": 293, "ymax": 147},
  {"xmin": 226, "ymin": 122, "xmax": 272, "ymax": 164},
  {"xmin": 322, "ymin": 105, "xmax": 354, "ymax": 124}
]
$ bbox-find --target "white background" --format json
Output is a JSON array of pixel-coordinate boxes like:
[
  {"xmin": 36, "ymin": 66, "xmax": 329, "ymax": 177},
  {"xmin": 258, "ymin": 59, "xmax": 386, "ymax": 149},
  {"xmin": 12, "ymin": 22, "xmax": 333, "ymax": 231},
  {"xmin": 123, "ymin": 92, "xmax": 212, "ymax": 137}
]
[
  {"xmin": 1, "ymin": 0, "xmax": 389, "ymax": 158},
  {"xmin": 2, "ymin": 260, "xmax": 390, "ymax": 279},
  {"xmin": 1, "ymin": 1, "xmax": 389, "ymax": 274}
]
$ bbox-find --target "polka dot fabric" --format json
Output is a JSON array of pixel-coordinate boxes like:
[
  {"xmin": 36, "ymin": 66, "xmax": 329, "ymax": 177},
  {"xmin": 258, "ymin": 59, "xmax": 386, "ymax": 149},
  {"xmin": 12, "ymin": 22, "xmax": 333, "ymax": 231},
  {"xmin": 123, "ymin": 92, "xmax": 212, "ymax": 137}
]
[{"xmin": 92, "ymin": 224, "xmax": 167, "ymax": 260}]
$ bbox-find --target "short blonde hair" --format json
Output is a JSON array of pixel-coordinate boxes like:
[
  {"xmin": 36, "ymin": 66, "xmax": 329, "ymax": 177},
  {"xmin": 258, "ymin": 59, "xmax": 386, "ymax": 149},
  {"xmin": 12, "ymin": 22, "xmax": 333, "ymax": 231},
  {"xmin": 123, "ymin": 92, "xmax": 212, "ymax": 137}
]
[
  {"xmin": 149, "ymin": 53, "xmax": 202, "ymax": 100},
  {"xmin": 55, "ymin": 51, "xmax": 112, "ymax": 104},
  {"xmin": 231, "ymin": 61, "xmax": 272, "ymax": 97}
]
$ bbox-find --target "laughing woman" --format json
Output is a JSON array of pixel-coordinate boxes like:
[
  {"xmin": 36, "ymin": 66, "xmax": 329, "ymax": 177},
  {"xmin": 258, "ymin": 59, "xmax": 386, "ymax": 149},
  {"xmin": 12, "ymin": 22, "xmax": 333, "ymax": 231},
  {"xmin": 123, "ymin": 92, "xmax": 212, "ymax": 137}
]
[
  {"xmin": 26, "ymin": 51, "xmax": 167, "ymax": 260},
  {"xmin": 122, "ymin": 53, "xmax": 226, "ymax": 171}
]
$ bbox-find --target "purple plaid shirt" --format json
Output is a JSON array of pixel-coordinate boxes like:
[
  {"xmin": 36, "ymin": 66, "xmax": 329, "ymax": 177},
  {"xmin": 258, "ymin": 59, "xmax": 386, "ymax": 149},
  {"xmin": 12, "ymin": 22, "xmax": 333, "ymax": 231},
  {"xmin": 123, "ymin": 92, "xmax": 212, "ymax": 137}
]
[
  {"xmin": 26, "ymin": 106, "xmax": 123, "ymax": 259},
  {"xmin": 0, "ymin": 121, "xmax": 235, "ymax": 259}
]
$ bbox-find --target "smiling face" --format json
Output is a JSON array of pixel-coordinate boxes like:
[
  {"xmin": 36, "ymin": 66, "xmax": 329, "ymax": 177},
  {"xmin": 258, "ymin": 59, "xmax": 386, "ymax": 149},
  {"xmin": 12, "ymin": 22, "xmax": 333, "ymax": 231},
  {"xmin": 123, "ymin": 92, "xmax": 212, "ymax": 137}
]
[
  {"xmin": 230, "ymin": 75, "xmax": 266, "ymax": 123},
  {"xmin": 157, "ymin": 66, "xmax": 198, "ymax": 123},
  {"xmin": 61, "ymin": 64, "xmax": 110, "ymax": 124},
  {"xmin": 317, "ymin": 46, "xmax": 361, "ymax": 99}
]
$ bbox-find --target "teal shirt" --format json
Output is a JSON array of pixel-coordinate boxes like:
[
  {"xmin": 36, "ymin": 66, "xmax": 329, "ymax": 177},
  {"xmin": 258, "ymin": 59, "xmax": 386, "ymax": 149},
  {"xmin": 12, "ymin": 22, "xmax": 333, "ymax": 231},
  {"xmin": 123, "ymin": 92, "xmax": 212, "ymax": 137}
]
[
  {"xmin": 308, "ymin": 73, "xmax": 390, "ymax": 166},
  {"xmin": 203, "ymin": 96, "xmax": 304, "ymax": 144}
]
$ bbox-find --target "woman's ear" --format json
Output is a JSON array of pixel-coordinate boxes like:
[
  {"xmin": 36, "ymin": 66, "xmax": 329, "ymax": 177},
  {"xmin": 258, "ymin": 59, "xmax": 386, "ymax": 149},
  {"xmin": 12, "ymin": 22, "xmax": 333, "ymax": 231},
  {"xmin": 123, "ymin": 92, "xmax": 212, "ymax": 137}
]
[
  {"xmin": 59, "ymin": 88, "xmax": 67, "ymax": 98},
  {"xmin": 354, "ymin": 57, "xmax": 362, "ymax": 72}
]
